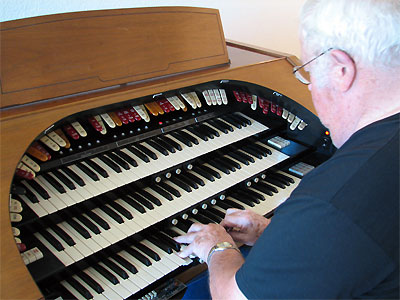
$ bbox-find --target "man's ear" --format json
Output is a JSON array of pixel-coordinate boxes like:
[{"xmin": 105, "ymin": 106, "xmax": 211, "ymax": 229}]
[{"xmin": 330, "ymin": 49, "xmax": 356, "ymax": 92}]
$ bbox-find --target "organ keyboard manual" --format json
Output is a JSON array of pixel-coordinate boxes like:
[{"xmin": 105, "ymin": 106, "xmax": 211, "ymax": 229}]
[{"xmin": 0, "ymin": 7, "xmax": 335, "ymax": 300}]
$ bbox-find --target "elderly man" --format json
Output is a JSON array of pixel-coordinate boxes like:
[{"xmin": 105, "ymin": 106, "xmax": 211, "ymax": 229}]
[{"xmin": 175, "ymin": 0, "xmax": 400, "ymax": 298}]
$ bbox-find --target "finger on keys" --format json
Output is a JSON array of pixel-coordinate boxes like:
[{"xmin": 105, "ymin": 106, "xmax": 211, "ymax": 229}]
[
  {"xmin": 177, "ymin": 243, "xmax": 194, "ymax": 259},
  {"xmin": 187, "ymin": 222, "xmax": 205, "ymax": 233}
]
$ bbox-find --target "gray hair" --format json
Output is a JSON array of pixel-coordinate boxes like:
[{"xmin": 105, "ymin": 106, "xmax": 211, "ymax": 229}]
[{"xmin": 300, "ymin": 0, "xmax": 400, "ymax": 70}]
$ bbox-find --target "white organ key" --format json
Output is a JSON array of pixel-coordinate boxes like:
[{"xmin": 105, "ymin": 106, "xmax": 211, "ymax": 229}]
[
  {"xmin": 21, "ymin": 180, "xmax": 57, "ymax": 214},
  {"xmin": 81, "ymin": 212, "xmax": 117, "ymax": 245},
  {"xmin": 48, "ymin": 171, "xmax": 84, "ymax": 204},
  {"xmin": 58, "ymin": 222, "xmax": 95, "ymax": 256},
  {"xmin": 117, "ymin": 250, "xmax": 160, "ymax": 283},
  {"xmin": 67, "ymin": 165, "xmax": 104, "ymax": 197},
  {"xmin": 36, "ymin": 175, "xmax": 75, "ymax": 208},
  {"xmin": 92, "ymin": 208, "xmax": 128, "ymax": 241},
  {"xmin": 108, "ymin": 256, "xmax": 149, "ymax": 289},
  {"xmin": 72, "ymin": 216, "xmax": 111, "ymax": 249},
  {"xmin": 58, "ymin": 168, "xmax": 93, "ymax": 200},
  {"xmin": 19, "ymin": 194, "xmax": 47, "ymax": 217}
]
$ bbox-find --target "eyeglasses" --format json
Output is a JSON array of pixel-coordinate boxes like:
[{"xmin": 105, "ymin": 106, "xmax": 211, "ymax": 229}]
[{"xmin": 293, "ymin": 48, "xmax": 334, "ymax": 85}]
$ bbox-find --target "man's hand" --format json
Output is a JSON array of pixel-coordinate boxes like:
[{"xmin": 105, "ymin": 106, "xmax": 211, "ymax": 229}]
[
  {"xmin": 220, "ymin": 208, "xmax": 271, "ymax": 246},
  {"xmin": 174, "ymin": 223, "xmax": 235, "ymax": 262}
]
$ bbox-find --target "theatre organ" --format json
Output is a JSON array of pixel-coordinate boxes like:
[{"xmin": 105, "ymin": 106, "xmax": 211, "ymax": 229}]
[{"xmin": 0, "ymin": 7, "xmax": 335, "ymax": 300}]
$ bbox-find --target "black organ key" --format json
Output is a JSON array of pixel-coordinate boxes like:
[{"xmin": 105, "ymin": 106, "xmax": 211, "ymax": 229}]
[
  {"xmin": 66, "ymin": 218, "xmax": 91, "ymax": 239},
  {"xmin": 199, "ymin": 209, "xmax": 222, "ymax": 223},
  {"xmin": 128, "ymin": 192, "xmax": 154, "ymax": 210},
  {"xmin": 234, "ymin": 189, "xmax": 260, "ymax": 204},
  {"xmin": 98, "ymin": 154, "xmax": 122, "ymax": 173},
  {"xmin": 29, "ymin": 179, "xmax": 50, "ymax": 199},
  {"xmin": 228, "ymin": 114, "xmax": 247, "ymax": 127},
  {"xmin": 147, "ymin": 236, "xmax": 173, "ymax": 254},
  {"xmin": 199, "ymin": 165, "xmax": 221, "ymax": 179},
  {"xmin": 207, "ymin": 206, "xmax": 226, "ymax": 219},
  {"xmin": 201, "ymin": 123, "xmax": 220, "ymax": 137},
  {"xmin": 252, "ymin": 143, "xmax": 272, "ymax": 155},
  {"xmin": 133, "ymin": 242, "xmax": 160, "ymax": 261},
  {"xmin": 177, "ymin": 130, "xmax": 199, "ymax": 145},
  {"xmin": 197, "ymin": 124, "xmax": 215, "ymax": 139},
  {"xmin": 51, "ymin": 224, "xmax": 76, "ymax": 246},
  {"xmin": 124, "ymin": 246, "xmax": 152, "ymax": 266},
  {"xmin": 146, "ymin": 139, "xmax": 169, "ymax": 156},
  {"xmin": 11, "ymin": 185, "xmax": 26, "ymax": 195},
  {"xmin": 158, "ymin": 181, "xmax": 181, "ymax": 197},
  {"xmin": 192, "ymin": 166, "xmax": 215, "ymax": 182},
  {"xmin": 119, "ymin": 195, "xmax": 146, "ymax": 214},
  {"xmin": 92, "ymin": 264, "xmax": 119, "ymax": 284},
  {"xmin": 150, "ymin": 185, "xmax": 173, "ymax": 201},
  {"xmin": 220, "ymin": 115, "xmax": 241, "ymax": 129},
  {"xmin": 42, "ymin": 173, "xmax": 66, "ymax": 194},
  {"xmin": 76, "ymin": 213, "xmax": 101, "ymax": 235},
  {"xmin": 156, "ymin": 137, "xmax": 176, "ymax": 153},
  {"xmin": 232, "ymin": 113, "xmax": 252, "ymax": 126},
  {"xmin": 216, "ymin": 199, "xmax": 242, "ymax": 211},
  {"xmin": 212, "ymin": 118, "xmax": 234, "ymax": 132},
  {"xmin": 100, "ymin": 205, "xmax": 124, "ymax": 224},
  {"xmin": 247, "ymin": 144, "xmax": 268, "ymax": 157},
  {"xmin": 114, "ymin": 149, "xmax": 138, "ymax": 167},
  {"xmin": 155, "ymin": 231, "xmax": 181, "ymax": 251},
  {"xmin": 62, "ymin": 167, "xmax": 85, "ymax": 187},
  {"xmin": 227, "ymin": 151, "xmax": 250, "ymax": 166},
  {"xmin": 169, "ymin": 176, "xmax": 192, "ymax": 193},
  {"xmin": 224, "ymin": 199, "xmax": 246, "ymax": 210},
  {"xmin": 76, "ymin": 271, "xmax": 104, "ymax": 294},
  {"xmin": 266, "ymin": 172, "xmax": 294, "ymax": 185},
  {"xmin": 220, "ymin": 156, "xmax": 241, "ymax": 170},
  {"xmin": 230, "ymin": 193, "xmax": 255, "ymax": 207},
  {"xmin": 207, "ymin": 120, "xmax": 228, "ymax": 134},
  {"xmin": 170, "ymin": 131, "xmax": 193, "ymax": 147},
  {"xmin": 191, "ymin": 212, "xmax": 215, "ymax": 224},
  {"xmin": 186, "ymin": 126, "xmax": 208, "ymax": 141},
  {"xmin": 242, "ymin": 188, "xmax": 265, "ymax": 201},
  {"xmin": 20, "ymin": 182, "xmax": 39, "ymax": 203},
  {"xmin": 106, "ymin": 152, "xmax": 130, "ymax": 170},
  {"xmin": 52, "ymin": 169, "xmax": 76, "ymax": 190},
  {"xmin": 263, "ymin": 177, "xmax": 286, "ymax": 189},
  {"xmin": 209, "ymin": 160, "xmax": 230, "ymax": 174},
  {"xmin": 161, "ymin": 135, "xmax": 182, "ymax": 151},
  {"xmin": 178, "ymin": 174, "xmax": 199, "ymax": 189},
  {"xmin": 251, "ymin": 182, "xmax": 274, "ymax": 196},
  {"xmin": 76, "ymin": 162, "xmax": 99, "ymax": 181},
  {"xmin": 85, "ymin": 211, "xmax": 110, "ymax": 230},
  {"xmin": 66, "ymin": 277, "xmax": 93, "ymax": 299},
  {"xmin": 137, "ymin": 189, "xmax": 162, "ymax": 206},
  {"xmin": 40, "ymin": 229, "xmax": 64, "ymax": 251},
  {"xmin": 85, "ymin": 159, "xmax": 109, "ymax": 178},
  {"xmin": 108, "ymin": 200, "xmax": 134, "ymax": 219},
  {"xmin": 257, "ymin": 181, "xmax": 279, "ymax": 193},
  {"xmin": 102, "ymin": 257, "xmax": 129, "ymax": 279},
  {"xmin": 135, "ymin": 143, "xmax": 158, "ymax": 160},
  {"xmin": 112, "ymin": 253, "xmax": 138, "ymax": 274},
  {"xmin": 126, "ymin": 145, "xmax": 150, "ymax": 163},
  {"xmin": 234, "ymin": 150, "xmax": 255, "ymax": 163},
  {"xmin": 182, "ymin": 171, "xmax": 204, "ymax": 187},
  {"xmin": 242, "ymin": 145, "xmax": 263, "ymax": 159},
  {"xmin": 175, "ymin": 219, "xmax": 193, "ymax": 233}
]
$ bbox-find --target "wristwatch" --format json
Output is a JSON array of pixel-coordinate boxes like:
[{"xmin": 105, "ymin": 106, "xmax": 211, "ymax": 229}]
[{"xmin": 207, "ymin": 242, "xmax": 240, "ymax": 265}]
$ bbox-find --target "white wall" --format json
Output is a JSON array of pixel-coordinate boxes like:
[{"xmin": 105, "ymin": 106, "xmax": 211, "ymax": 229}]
[{"xmin": 0, "ymin": 0, "xmax": 306, "ymax": 58}]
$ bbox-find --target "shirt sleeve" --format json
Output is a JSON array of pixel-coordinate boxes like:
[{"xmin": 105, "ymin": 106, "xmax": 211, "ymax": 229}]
[{"xmin": 235, "ymin": 195, "xmax": 394, "ymax": 299}]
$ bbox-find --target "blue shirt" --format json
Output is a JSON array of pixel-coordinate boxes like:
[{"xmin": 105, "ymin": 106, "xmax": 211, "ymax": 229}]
[{"xmin": 236, "ymin": 114, "xmax": 399, "ymax": 299}]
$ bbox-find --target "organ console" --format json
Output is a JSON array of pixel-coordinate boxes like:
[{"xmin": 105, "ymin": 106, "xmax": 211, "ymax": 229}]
[{"xmin": 0, "ymin": 7, "xmax": 335, "ymax": 300}]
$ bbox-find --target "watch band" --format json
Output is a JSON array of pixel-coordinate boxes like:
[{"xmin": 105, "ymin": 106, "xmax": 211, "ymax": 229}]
[{"xmin": 207, "ymin": 241, "xmax": 240, "ymax": 265}]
